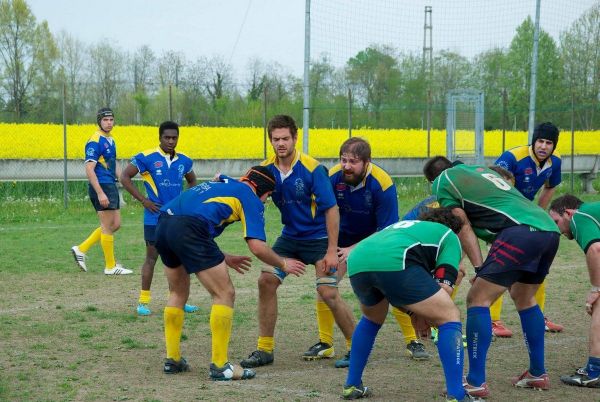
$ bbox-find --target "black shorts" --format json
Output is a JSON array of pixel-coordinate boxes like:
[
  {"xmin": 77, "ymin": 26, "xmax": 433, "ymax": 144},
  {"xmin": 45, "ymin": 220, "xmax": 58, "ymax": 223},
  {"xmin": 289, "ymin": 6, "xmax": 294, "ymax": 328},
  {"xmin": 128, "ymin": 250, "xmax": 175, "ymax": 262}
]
[
  {"xmin": 154, "ymin": 214, "xmax": 225, "ymax": 274},
  {"xmin": 339, "ymin": 232, "xmax": 369, "ymax": 248},
  {"xmin": 477, "ymin": 225, "xmax": 560, "ymax": 287},
  {"xmin": 267, "ymin": 236, "xmax": 328, "ymax": 281},
  {"xmin": 89, "ymin": 183, "xmax": 120, "ymax": 211},
  {"xmin": 349, "ymin": 266, "xmax": 441, "ymax": 307},
  {"xmin": 144, "ymin": 224, "xmax": 157, "ymax": 246}
]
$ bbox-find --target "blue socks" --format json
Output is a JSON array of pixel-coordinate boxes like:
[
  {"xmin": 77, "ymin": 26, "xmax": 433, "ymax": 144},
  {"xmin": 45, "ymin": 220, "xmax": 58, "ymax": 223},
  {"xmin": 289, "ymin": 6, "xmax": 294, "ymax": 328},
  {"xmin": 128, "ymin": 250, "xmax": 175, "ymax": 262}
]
[
  {"xmin": 437, "ymin": 321, "xmax": 465, "ymax": 400},
  {"xmin": 586, "ymin": 356, "xmax": 600, "ymax": 378},
  {"xmin": 518, "ymin": 305, "xmax": 546, "ymax": 376},
  {"xmin": 466, "ymin": 306, "xmax": 492, "ymax": 387},
  {"xmin": 345, "ymin": 316, "xmax": 381, "ymax": 387}
]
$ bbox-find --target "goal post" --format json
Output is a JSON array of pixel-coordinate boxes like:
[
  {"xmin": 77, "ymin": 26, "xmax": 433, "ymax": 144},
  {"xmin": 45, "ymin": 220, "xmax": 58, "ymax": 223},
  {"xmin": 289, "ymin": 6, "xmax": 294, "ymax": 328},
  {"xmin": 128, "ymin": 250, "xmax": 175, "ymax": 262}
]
[{"xmin": 446, "ymin": 89, "xmax": 485, "ymax": 165}]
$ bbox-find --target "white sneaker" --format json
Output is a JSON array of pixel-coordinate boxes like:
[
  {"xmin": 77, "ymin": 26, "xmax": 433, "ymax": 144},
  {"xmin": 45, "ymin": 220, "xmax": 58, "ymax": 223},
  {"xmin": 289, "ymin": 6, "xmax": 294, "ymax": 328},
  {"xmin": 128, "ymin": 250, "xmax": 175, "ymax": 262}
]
[
  {"xmin": 104, "ymin": 264, "xmax": 132, "ymax": 275},
  {"xmin": 71, "ymin": 246, "xmax": 87, "ymax": 272}
]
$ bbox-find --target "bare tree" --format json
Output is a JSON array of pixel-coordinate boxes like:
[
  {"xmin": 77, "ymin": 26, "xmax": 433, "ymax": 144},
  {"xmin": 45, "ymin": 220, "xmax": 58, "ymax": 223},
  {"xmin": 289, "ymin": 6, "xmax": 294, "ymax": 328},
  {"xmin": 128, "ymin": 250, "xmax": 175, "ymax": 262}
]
[{"xmin": 88, "ymin": 41, "xmax": 125, "ymax": 108}]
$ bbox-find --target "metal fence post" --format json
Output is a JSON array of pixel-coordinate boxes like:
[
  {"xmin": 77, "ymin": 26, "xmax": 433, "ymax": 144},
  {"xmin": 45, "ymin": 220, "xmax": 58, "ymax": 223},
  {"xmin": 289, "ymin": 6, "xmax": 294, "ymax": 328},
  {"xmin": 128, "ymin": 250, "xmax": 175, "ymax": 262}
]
[
  {"xmin": 263, "ymin": 86, "xmax": 268, "ymax": 159},
  {"xmin": 168, "ymin": 84, "xmax": 173, "ymax": 121},
  {"xmin": 571, "ymin": 92, "xmax": 575, "ymax": 192},
  {"xmin": 348, "ymin": 87, "xmax": 352, "ymax": 138},
  {"xmin": 62, "ymin": 82, "xmax": 68, "ymax": 209}
]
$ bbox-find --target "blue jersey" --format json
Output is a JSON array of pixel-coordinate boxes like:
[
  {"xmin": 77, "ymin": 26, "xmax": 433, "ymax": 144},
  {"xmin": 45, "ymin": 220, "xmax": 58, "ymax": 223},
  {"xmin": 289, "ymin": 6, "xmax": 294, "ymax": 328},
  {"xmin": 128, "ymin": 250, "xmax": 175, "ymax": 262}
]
[
  {"xmin": 85, "ymin": 131, "xmax": 117, "ymax": 183},
  {"xmin": 402, "ymin": 195, "xmax": 439, "ymax": 220},
  {"xmin": 330, "ymin": 162, "xmax": 398, "ymax": 241},
  {"xmin": 262, "ymin": 151, "xmax": 337, "ymax": 240},
  {"xmin": 131, "ymin": 148, "xmax": 193, "ymax": 225},
  {"xmin": 495, "ymin": 145, "xmax": 561, "ymax": 200},
  {"xmin": 160, "ymin": 177, "xmax": 267, "ymax": 241}
]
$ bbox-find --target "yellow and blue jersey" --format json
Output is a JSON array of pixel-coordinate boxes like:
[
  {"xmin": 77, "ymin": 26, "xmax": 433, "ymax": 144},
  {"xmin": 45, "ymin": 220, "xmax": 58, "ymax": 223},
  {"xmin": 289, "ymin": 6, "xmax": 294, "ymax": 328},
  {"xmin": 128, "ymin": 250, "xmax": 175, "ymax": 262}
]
[
  {"xmin": 261, "ymin": 150, "xmax": 336, "ymax": 240},
  {"xmin": 84, "ymin": 131, "xmax": 117, "ymax": 183},
  {"xmin": 495, "ymin": 145, "xmax": 561, "ymax": 200},
  {"xmin": 329, "ymin": 162, "xmax": 398, "ymax": 240},
  {"xmin": 160, "ymin": 177, "xmax": 267, "ymax": 241},
  {"xmin": 402, "ymin": 195, "xmax": 439, "ymax": 220},
  {"xmin": 131, "ymin": 148, "xmax": 193, "ymax": 225}
]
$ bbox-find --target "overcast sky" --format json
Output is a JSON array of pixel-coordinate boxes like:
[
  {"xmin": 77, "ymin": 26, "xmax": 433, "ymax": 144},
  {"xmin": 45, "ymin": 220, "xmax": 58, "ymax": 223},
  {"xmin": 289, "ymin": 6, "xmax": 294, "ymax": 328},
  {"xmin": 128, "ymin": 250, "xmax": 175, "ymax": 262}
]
[{"xmin": 27, "ymin": 0, "xmax": 598, "ymax": 78}]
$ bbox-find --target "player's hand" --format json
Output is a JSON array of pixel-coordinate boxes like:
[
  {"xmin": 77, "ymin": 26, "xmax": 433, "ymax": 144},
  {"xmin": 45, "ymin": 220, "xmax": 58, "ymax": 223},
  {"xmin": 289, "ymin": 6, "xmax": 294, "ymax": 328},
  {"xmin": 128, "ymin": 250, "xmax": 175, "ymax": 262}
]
[
  {"xmin": 225, "ymin": 254, "xmax": 252, "ymax": 274},
  {"xmin": 410, "ymin": 314, "xmax": 431, "ymax": 339},
  {"xmin": 283, "ymin": 258, "xmax": 306, "ymax": 277},
  {"xmin": 337, "ymin": 245, "xmax": 354, "ymax": 263},
  {"xmin": 455, "ymin": 264, "xmax": 467, "ymax": 287},
  {"xmin": 585, "ymin": 290, "xmax": 600, "ymax": 316},
  {"xmin": 141, "ymin": 198, "xmax": 160, "ymax": 213},
  {"xmin": 212, "ymin": 172, "xmax": 222, "ymax": 182},
  {"xmin": 98, "ymin": 192, "xmax": 109, "ymax": 208},
  {"xmin": 321, "ymin": 250, "xmax": 339, "ymax": 274}
]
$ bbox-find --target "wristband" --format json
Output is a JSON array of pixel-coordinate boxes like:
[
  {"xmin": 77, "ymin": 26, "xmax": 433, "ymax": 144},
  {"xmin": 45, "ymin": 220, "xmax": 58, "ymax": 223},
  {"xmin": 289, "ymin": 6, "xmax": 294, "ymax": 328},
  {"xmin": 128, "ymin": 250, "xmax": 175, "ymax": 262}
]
[
  {"xmin": 473, "ymin": 265, "xmax": 482, "ymax": 273},
  {"xmin": 591, "ymin": 286, "xmax": 600, "ymax": 293}
]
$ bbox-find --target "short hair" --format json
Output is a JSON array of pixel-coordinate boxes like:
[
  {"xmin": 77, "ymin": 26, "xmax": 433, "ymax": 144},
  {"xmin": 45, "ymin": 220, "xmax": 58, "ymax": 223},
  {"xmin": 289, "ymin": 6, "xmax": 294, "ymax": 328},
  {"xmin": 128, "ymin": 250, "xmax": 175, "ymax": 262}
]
[
  {"xmin": 241, "ymin": 165, "xmax": 276, "ymax": 197},
  {"xmin": 339, "ymin": 137, "xmax": 371, "ymax": 163},
  {"xmin": 489, "ymin": 165, "xmax": 515, "ymax": 185},
  {"xmin": 159, "ymin": 121, "xmax": 179, "ymax": 137},
  {"xmin": 424, "ymin": 156, "xmax": 452, "ymax": 182},
  {"xmin": 549, "ymin": 194, "xmax": 583, "ymax": 215},
  {"xmin": 418, "ymin": 207, "xmax": 464, "ymax": 234},
  {"xmin": 267, "ymin": 115, "xmax": 298, "ymax": 140}
]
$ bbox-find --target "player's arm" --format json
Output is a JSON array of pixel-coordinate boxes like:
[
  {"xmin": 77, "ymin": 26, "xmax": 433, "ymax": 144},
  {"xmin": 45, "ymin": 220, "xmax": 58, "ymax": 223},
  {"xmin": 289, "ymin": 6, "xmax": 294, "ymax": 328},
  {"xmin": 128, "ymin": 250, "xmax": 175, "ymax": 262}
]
[
  {"xmin": 246, "ymin": 238, "xmax": 305, "ymax": 276},
  {"xmin": 85, "ymin": 161, "xmax": 108, "ymax": 208},
  {"xmin": 119, "ymin": 164, "xmax": 160, "ymax": 212},
  {"xmin": 323, "ymin": 205, "xmax": 340, "ymax": 272},
  {"xmin": 585, "ymin": 242, "xmax": 600, "ymax": 315},
  {"xmin": 184, "ymin": 170, "xmax": 197, "ymax": 188},
  {"xmin": 537, "ymin": 186, "xmax": 556, "ymax": 210},
  {"xmin": 451, "ymin": 207, "xmax": 484, "ymax": 271}
]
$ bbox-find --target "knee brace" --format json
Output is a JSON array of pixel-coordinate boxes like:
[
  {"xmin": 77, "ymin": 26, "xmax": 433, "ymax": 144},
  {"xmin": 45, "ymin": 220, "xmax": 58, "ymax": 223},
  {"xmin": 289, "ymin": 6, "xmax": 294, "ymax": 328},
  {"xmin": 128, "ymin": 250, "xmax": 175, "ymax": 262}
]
[
  {"xmin": 261, "ymin": 266, "xmax": 287, "ymax": 283},
  {"xmin": 316, "ymin": 276, "xmax": 337, "ymax": 288}
]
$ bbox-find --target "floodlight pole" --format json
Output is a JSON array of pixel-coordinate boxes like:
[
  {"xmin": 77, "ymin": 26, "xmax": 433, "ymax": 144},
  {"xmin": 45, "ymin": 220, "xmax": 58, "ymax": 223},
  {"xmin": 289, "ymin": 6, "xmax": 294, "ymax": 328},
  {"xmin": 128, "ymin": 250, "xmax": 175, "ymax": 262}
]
[
  {"xmin": 528, "ymin": 0, "xmax": 541, "ymax": 141},
  {"xmin": 302, "ymin": 0, "xmax": 311, "ymax": 154}
]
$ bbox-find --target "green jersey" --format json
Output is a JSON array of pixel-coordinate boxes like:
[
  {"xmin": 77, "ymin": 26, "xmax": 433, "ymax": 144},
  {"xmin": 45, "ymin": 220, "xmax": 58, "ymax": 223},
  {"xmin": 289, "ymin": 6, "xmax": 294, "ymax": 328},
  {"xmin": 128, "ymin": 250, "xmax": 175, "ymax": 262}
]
[
  {"xmin": 571, "ymin": 202, "xmax": 600, "ymax": 254},
  {"xmin": 347, "ymin": 220, "xmax": 461, "ymax": 285},
  {"xmin": 432, "ymin": 164, "xmax": 559, "ymax": 239}
]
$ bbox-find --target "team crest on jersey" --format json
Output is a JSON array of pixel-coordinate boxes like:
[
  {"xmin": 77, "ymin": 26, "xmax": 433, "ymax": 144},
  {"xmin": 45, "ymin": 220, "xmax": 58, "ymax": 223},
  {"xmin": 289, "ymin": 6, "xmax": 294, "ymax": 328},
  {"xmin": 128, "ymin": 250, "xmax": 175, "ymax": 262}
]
[
  {"xmin": 154, "ymin": 161, "xmax": 163, "ymax": 168},
  {"xmin": 524, "ymin": 168, "xmax": 533, "ymax": 175},
  {"xmin": 336, "ymin": 183, "xmax": 347, "ymax": 191},
  {"xmin": 178, "ymin": 164, "xmax": 185, "ymax": 174},
  {"xmin": 294, "ymin": 178, "xmax": 305, "ymax": 196},
  {"xmin": 364, "ymin": 190, "xmax": 373, "ymax": 208},
  {"xmin": 86, "ymin": 148, "xmax": 95, "ymax": 157}
]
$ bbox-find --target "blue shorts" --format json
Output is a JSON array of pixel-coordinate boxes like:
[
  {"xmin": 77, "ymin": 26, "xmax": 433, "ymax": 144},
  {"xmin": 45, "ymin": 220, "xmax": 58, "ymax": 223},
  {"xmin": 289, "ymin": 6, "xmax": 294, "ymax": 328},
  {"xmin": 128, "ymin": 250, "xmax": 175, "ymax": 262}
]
[
  {"xmin": 88, "ymin": 183, "xmax": 120, "ymax": 211},
  {"xmin": 477, "ymin": 225, "xmax": 560, "ymax": 287},
  {"xmin": 144, "ymin": 224, "xmax": 157, "ymax": 245},
  {"xmin": 268, "ymin": 236, "xmax": 328, "ymax": 281},
  {"xmin": 349, "ymin": 266, "xmax": 441, "ymax": 307},
  {"xmin": 154, "ymin": 215, "xmax": 224, "ymax": 274}
]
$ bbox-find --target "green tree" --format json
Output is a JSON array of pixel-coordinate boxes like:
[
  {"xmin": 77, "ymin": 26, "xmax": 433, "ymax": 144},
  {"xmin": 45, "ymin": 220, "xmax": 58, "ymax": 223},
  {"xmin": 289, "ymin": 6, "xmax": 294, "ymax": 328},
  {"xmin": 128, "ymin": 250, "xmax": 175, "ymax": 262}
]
[{"xmin": 471, "ymin": 48, "xmax": 509, "ymax": 129}]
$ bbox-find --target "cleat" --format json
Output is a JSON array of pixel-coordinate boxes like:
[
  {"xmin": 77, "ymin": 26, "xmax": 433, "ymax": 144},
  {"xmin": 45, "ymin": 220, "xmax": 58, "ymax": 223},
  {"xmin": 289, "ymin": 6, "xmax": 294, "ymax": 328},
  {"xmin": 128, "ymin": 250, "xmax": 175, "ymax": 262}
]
[
  {"xmin": 511, "ymin": 370, "xmax": 550, "ymax": 390},
  {"xmin": 240, "ymin": 350, "xmax": 274, "ymax": 368},
  {"xmin": 405, "ymin": 340, "xmax": 430, "ymax": 360},
  {"xmin": 184, "ymin": 304, "xmax": 199, "ymax": 313},
  {"xmin": 335, "ymin": 351, "xmax": 351, "ymax": 368},
  {"xmin": 560, "ymin": 370, "xmax": 600, "ymax": 388},
  {"xmin": 104, "ymin": 264, "xmax": 133, "ymax": 275},
  {"xmin": 209, "ymin": 362, "xmax": 255, "ymax": 381},
  {"xmin": 342, "ymin": 384, "xmax": 371, "ymax": 400},
  {"xmin": 463, "ymin": 377, "xmax": 490, "ymax": 398},
  {"xmin": 446, "ymin": 395, "xmax": 483, "ymax": 402},
  {"xmin": 137, "ymin": 303, "xmax": 151, "ymax": 316},
  {"xmin": 71, "ymin": 246, "xmax": 87, "ymax": 272},
  {"xmin": 302, "ymin": 341, "xmax": 334, "ymax": 360},
  {"xmin": 163, "ymin": 357, "xmax": 190, "ymax": 374},
  {"xmin": 431, "ymin": 327, "xmax": 438, "ymax": 344},
  {"xmin": 462, "ymin": 334, "xmax": 467, "ymax": 348},
  {"xmin": 544, "ymin": 316, "xmax": 564, "ymax": 333},
  {"xmin": 491, "ymin": 320, "xmax": 513, "ymax": 338}
]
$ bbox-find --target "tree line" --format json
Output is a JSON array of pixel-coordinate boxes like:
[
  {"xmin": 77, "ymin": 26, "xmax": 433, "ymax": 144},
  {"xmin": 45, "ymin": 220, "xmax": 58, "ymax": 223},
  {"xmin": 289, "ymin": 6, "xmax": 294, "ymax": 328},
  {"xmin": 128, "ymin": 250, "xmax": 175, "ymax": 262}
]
[{"xmin": 0, "ymin": 0, "xmax": 599, "ymax": 130}]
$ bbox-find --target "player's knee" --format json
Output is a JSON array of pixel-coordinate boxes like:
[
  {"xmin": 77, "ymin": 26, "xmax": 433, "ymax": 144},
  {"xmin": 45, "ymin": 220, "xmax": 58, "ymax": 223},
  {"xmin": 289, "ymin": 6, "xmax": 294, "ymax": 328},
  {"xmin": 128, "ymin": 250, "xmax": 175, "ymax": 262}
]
[
  {"xmin": 258, "ymin": 272, "xmax": 279, "ymax": 293},
  {"xmin": 316, "ymin": 281, "xmax": 338, "ymax": 303}
]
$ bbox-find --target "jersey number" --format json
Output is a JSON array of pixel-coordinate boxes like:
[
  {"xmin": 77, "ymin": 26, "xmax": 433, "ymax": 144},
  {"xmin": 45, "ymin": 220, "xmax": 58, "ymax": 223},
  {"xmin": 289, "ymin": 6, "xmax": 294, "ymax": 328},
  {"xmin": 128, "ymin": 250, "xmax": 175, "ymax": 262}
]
[
  {"xmin": 481, "ymin": 173, "xmax": 511, "ymax": 191},
  {"xmin": 391, "ymin": 221, "xmax": 417, "ymax": 229}
]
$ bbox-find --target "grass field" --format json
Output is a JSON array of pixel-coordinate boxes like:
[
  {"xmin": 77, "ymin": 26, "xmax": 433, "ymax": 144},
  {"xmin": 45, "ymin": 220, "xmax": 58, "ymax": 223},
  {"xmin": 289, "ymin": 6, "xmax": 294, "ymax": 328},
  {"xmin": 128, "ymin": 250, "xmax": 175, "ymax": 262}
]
[{"xmin": 1, "ymin": 178, "xmax": 600, "ymax": 401}]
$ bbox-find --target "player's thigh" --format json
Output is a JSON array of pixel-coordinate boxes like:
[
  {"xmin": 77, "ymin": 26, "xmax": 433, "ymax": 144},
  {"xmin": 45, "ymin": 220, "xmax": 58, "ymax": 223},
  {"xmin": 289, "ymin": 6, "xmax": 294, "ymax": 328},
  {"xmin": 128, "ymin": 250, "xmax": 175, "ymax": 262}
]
[
  {"xmin": 405, "ymin": 288, "xmax": 460, "ymax": 325},
  {"xmin": 164, "ymin": 264, "xmax": 190, "ymax": 294},
  {"xmin": 360, "ymin": 299, "xmax": 389, "ymax": 325},
  {"xmin": 195, "ymin": 261, "xmax": 234, "ymax": 301},
  {"xmin": 509, "ymin": 282, "xmax": 540, "ymax": 310}
]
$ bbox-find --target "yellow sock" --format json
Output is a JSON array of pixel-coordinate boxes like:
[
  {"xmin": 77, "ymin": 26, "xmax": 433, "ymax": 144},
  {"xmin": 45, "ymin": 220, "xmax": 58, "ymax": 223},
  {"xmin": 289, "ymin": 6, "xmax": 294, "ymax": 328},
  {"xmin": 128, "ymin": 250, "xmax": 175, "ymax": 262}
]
[
  {"xmin": 164, "ymin": 306, "xmax": 184, "ymax": 361},
  {"xmin": 391, "ymin": 306, "xmax": 417, "ymax": 344},
  {"xmin": 100, "ymin": 233, "xmax": 116, "ymax": 269},
  {"xmin": 139, "ymin": 290, "xmax": 151, "ymax": 305},
  {"xmin": 451, "ymin": 285, "xmax": 459, "ymax": 300},
  {"xmin": 210, "ymin": 304, "xmax": 233, "ymax": 367},
  {"xmin": 345, "ymin": 337, "xmax": 352, "ymax": 352},
  {"xmin": 258, "ymin": 336, "xmax": 274, "ymax": 353},
  {"xmin": 79, "ymin": 227, "xmax": 101, "ymax": 253},
  {"xmin": 535, "ymin": 280, "xmax": 546, "ymax": 312},
  {"xmin": 490, "ymin": 294, "xmax": 503, "ymax": 321},
  {"xmin": 316, "ymin": 301, "xmax": 334, "ymax": 346}
]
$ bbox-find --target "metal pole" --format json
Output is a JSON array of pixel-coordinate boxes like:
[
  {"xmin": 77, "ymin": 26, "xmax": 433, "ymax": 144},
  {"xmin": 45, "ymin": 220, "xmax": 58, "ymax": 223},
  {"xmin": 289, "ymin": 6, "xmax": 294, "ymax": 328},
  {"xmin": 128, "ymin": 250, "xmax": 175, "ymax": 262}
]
[
  {"xmin": 502, "ymin": 88, "xmax": 507, "ymax": 152},
  {"xmin": 168, "ymin": 84, "xmax": 173, "ymax": 121},
  {"xmin": 571, "ymin": 92, "xmax": 575, "ymax": 192},
  {"xmin": 263, "ymin": 87, "xmax": 268, "ymax": 159},
  {"xmin": 302, "ymin": 0, "xmax": 311, "ymax": 154},
  {"xmin": 348, "ymin": 87, "xmax": 352, "ymax": 138},
  {"xmin": 62, "ymin": 83, "xmax": 68, "ymax": 209},
  {"xmin": 528, "ymin": 0, "xmax": 541, "ymax": 142},
  {"xmin": 427, "ymin": 89, "xmax": 431, "ymax": 157}
]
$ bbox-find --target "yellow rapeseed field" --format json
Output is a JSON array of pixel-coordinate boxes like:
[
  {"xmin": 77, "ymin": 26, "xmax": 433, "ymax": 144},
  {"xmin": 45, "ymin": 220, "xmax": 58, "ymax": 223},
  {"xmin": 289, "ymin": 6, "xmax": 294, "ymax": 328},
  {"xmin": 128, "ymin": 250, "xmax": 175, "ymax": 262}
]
[{"xmin": 0, "ymin": 123, "xmax": 599, "ymax": 159}]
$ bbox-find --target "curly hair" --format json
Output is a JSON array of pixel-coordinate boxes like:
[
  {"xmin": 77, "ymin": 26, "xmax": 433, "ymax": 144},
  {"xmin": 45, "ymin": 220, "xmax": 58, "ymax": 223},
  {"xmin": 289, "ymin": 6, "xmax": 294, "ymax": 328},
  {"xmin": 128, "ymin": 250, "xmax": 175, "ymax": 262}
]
[{"xmin": 418, "ymin": 207, "xmax": 464, "ymax": 234}]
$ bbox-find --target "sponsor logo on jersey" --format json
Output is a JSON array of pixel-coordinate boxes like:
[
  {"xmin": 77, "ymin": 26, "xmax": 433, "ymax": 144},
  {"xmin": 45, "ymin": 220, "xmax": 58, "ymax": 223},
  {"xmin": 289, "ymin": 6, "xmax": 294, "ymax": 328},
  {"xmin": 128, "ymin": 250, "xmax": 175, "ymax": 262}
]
[
  {"xmin": 524, "ymin": 168, "xmax": 533, "ymax": 175},
  {"xmin": 336, "ymin": 183, "xmax": 347, "ymax": 191},
  {"xmin": 154, "ymin": 161, "xmax": 163, "ymax": 168}
]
